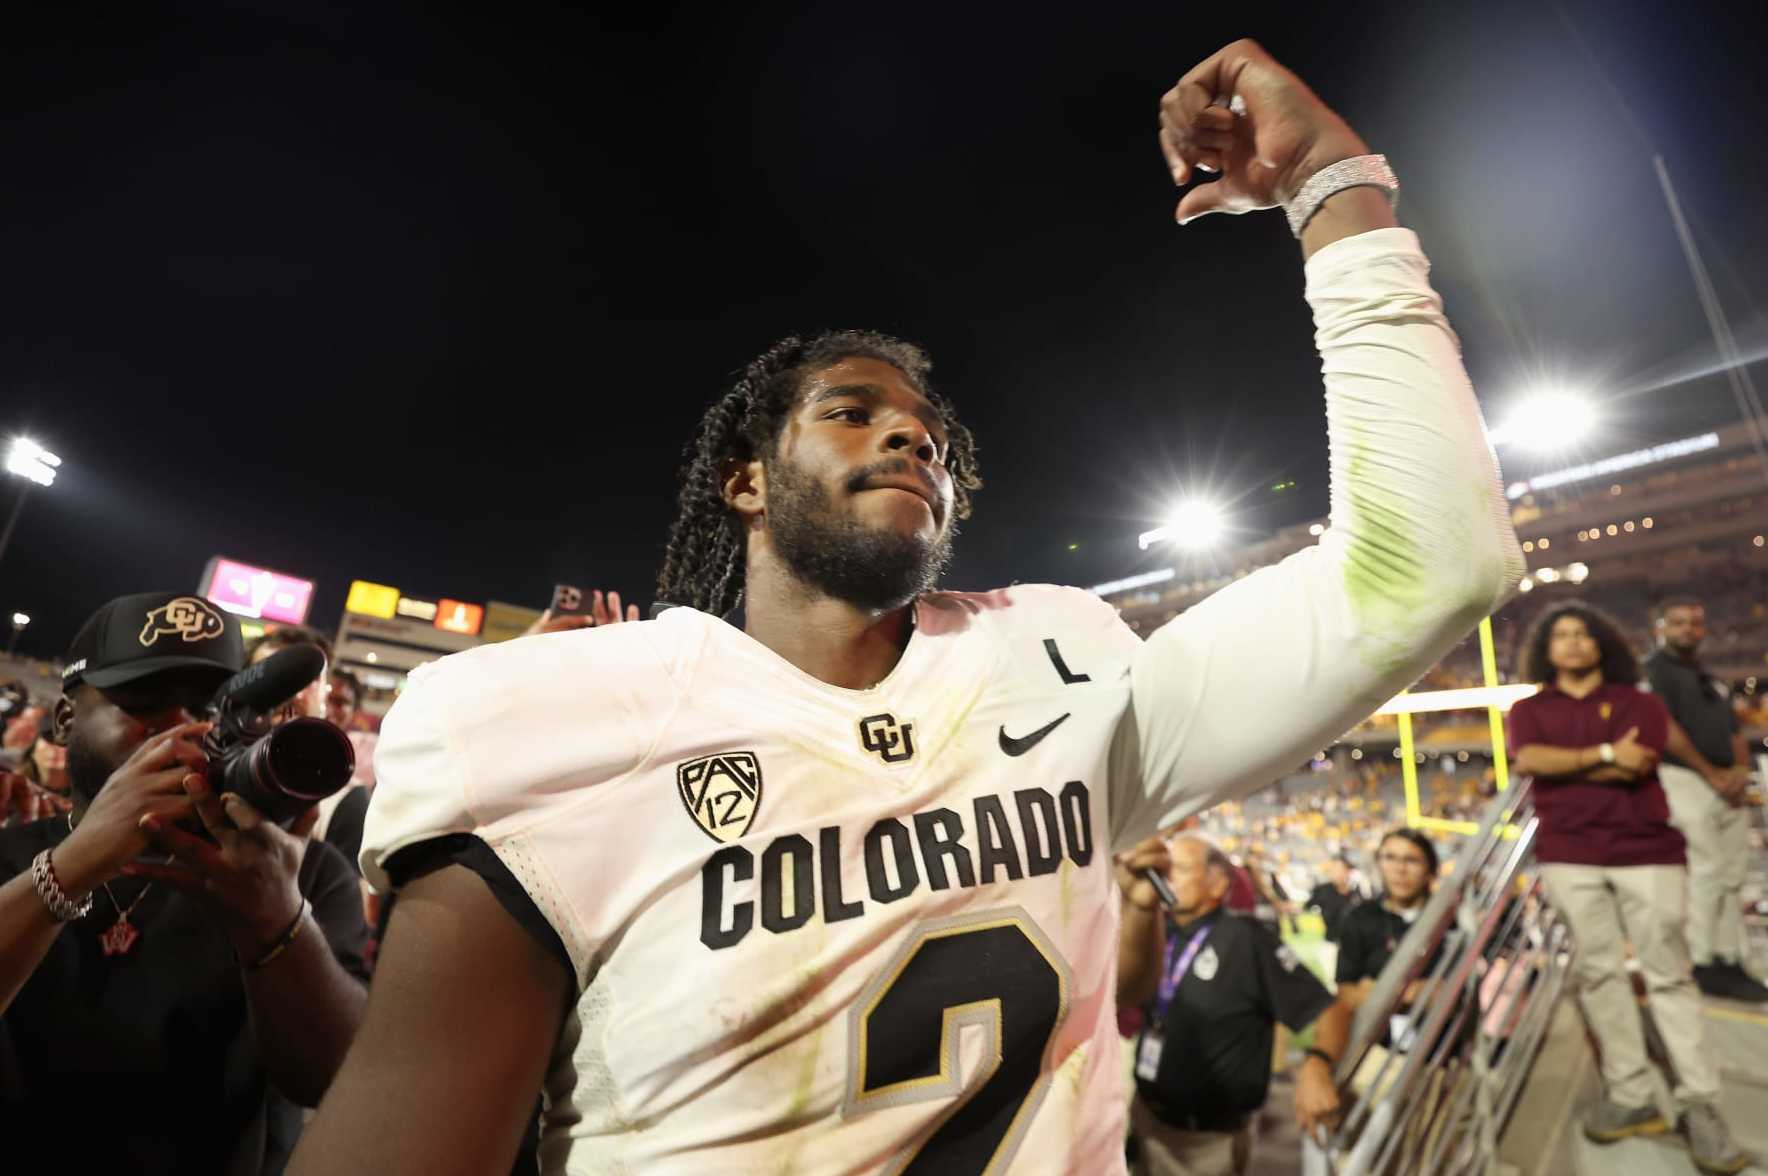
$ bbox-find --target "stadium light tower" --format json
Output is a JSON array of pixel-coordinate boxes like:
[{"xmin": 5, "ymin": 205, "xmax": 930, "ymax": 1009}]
[
  {"xmin": 1, "ymin": 437, "xmax": 62, "ymax": 573},
  {"xmin": 1137, "ymin": 496, "xmax": 1228, "ymax": 551},
  {"xmin": 7, "ymin": 612, "xmax": 28, "ymax": 654},
  {"xmin": 1486, "ymin": 390, "xmax": 1598, "ymax": 453}
]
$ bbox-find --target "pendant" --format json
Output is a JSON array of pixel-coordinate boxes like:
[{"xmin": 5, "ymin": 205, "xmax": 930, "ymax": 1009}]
[{"xmin": 100, "ymin": 916, "xmax": 140, "ymax": 957}]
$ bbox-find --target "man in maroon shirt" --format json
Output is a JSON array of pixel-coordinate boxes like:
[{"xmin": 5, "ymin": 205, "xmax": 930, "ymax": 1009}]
[{"xmin": 1508, "ymin": 602, "xmax": 1745, "ymax": 1175}]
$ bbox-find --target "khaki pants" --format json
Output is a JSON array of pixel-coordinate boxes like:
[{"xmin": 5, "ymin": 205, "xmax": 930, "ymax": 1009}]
[
  {"xmin": 1540, "ymin": 862, "xmax": 1719, "ymax": 1109},
  {"xmin": 1129, "ymin": 1099, "xmax": 1253, "ymax": 1176},
  {"xmin": 1660, "ymin": 763, "xmax": 1752, "ymax": 967}
]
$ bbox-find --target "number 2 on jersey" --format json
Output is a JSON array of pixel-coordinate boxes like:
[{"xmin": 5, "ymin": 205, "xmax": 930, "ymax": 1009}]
[{"xmin": 844, "ymin": 909, "xmax": 1069, "ymax": 1175}]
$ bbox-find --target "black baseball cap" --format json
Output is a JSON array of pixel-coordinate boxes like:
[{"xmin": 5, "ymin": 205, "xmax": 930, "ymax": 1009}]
[{"xmin": 61, "ymin": 592, "xmax": 245, "ymax": 691}]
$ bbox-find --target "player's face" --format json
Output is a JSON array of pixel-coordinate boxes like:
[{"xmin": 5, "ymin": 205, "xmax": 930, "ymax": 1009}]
[
  {"xmin": 1545, "ymin": 615, "xmax": 1599, "ymax": 675},
  {"xmin": 761, "ymin": 357, "xmax": 958, "ymax": 611},
  {"xmin": 1656, "ymin": 605, "xmax": 1705, "ymax": 655}
]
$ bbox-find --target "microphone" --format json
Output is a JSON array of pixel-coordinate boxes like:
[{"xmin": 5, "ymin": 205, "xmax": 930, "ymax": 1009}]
[
  {"xmin": 1143, "ymin": 868, "xmax": 1178, "ymax": 912},
  {"xmin": 213, "ymin": 643, "xmax": 326, "ymax": 714}
]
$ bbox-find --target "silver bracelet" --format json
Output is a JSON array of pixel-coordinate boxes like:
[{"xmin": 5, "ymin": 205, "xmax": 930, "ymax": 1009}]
[
  {"xmin": 1283, "ymin": 154, "xmax": 1399, "ymax": 239},
  {"xmin": 31, "ymin": 848, "xmax": 94, "ymax": 922}
]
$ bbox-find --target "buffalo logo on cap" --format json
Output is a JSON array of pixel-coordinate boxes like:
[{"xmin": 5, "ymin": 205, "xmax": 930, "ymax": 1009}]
[{"xmin": 140, "ymin": 597, "xmax": 226, "ymax": 646}]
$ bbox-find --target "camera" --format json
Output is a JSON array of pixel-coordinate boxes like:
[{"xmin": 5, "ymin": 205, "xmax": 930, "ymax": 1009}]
[{"xmin": 201, "ymin": 643, "xmax": 355, "ymax": 826}]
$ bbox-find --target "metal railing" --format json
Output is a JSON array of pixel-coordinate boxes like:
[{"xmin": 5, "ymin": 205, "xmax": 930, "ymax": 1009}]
[{"xmin": 1308, "ymin": 778, "xmax": 1577, "ymax": 1176}]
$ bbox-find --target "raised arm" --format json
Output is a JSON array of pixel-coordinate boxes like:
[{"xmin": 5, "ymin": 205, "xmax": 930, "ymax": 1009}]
[
  {"xmin": 1114, "ymin": 42, "xmax": 1522, "ymax": 842},
  {"xmin": 288, "ymin": 864, "xmax": 568, "ymax": 1174}
]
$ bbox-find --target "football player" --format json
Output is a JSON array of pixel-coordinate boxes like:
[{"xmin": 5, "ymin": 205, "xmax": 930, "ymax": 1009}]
[{"xmin": 293, "ymin": 40, "xmax": 1523, "ymax": 1175}]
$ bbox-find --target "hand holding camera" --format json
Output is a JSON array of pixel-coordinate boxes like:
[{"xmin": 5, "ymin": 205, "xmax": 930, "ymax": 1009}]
[
  {"xmin": 123, "ymin": 776, "xmax": 312, "ymax": 948},
  {"xmin": 52, "ymin": 720, "xmax": 211, "ymax": 895},
  {"xmin": 53, "ymin": 643, "xmax": 353, "ymax": 936}
]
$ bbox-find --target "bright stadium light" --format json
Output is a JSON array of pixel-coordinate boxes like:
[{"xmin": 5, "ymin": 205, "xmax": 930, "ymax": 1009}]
[
  {"xmin": 1488, "ymin": 391, "xmax": 1598, "ymax": 453},
  {"xmin": 9, "ymin": 613, "xmax": 27, "ymax": 627},
  {"xmin": 1164, "ymin": 498, "xmax": 1227, "ymax": 549},
  {"xmin": 4, "ymin": 438, "xmax": 61, "ymax": 487},
  {"xmin": 1137, "ymin": 496, "xmax": 1229, "ymax": 551},
  {"xmin": 2, "ymin": 437, "xmax": 64, "ymax": 573}
]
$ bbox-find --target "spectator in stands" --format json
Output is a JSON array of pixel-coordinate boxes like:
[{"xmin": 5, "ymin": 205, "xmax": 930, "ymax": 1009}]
[
  {"xmin": 1644, "ymin": 597, "xmax": 1766, "ymax": 1002},
  {"xmin": 3, "ymin": 690, "xmax": 45, "ymax": 753},
  {"xmin": 325, "ymin": 667, "xmax": 362, "ymax": 731},
  {"xmin": 1334, "ymin": 828, "xmax": 1439, "ymax": 999},
  {"xmin": 1306, "ymin": 853, "xmax": 1362, "ymax": 943},
  {"xmin": 1308, "ymin": 828, "xmax": 1445, "ymax": 1127},
  {"xmin": 0, "ymin": 679, "xmax": 28, "ymax": 729},
  {"xmin": 325, "ymin": 667, "xmax": 376, "ymax": 791},
  {"xmin": 1117, "ymin": 833, "xmax": 1348, "ymax": 1175},
  {"xmin": 314, "ymin": 669, "xmax": 373, "ymax": 853},
  {"xmin": 1241, "ymin": 844, "xmax": 1297, "ymax": 935},
  {"xmin": 0, "ymin": 592, "xmax": 370, "ymax": 1172},
  {"xmin": 1509, "ymin": 601, "xmax": 1745, "ymax": 1173},
  {"xmin": 2, "ymin": 711, "xmax": 72, "ymax": 825}
]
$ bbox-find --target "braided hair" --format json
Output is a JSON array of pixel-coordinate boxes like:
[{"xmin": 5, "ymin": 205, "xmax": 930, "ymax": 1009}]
[{"xmin": 656, "ymin": 330, "xmax": 981, "ymax": 617}]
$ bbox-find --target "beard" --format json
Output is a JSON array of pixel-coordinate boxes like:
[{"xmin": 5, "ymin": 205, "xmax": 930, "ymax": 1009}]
[
  {"xmin": 64, "ymin": 735, "xmax": 117, "ymax": 809},
  {"xmin": 765, "ymin": 455, "xmax": 954, "ymax": 612}
]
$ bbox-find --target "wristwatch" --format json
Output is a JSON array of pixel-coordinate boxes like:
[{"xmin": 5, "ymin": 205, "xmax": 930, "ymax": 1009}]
[{"xmin": 1598, "ymin": 742, "xmax": 1616, "ymax": 765}]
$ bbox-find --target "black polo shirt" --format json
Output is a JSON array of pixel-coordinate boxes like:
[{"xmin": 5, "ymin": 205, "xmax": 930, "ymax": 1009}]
[
  {"xmin": 0, "ymin": 817, "xmax": 371, "ymax": 1174},
  {"xmin": 1336, "ymin": 897, "xmax": 1438, "ymax": 985},
  {"xmin": 1307, "ymin": 882, "xmax": 1360, "ymax": 942},
  {"xmin": 1643, "ymin": 648, "xmax": 1739, "ymax": 770},
  {"xmin": 1135, "ymin": 907, "xmax": 1333, "ymax": 1130}
]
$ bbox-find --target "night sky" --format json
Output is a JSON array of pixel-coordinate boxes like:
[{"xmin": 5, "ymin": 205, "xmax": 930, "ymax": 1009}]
[{"xmin": 3, "ymin": 0, "xmax": 1764, "ymax": 658}]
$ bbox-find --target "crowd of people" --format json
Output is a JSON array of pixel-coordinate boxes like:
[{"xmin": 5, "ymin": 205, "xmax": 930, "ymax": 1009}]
[
  {"xmin": 4, "ymin": 581, "xmax": 1760, "ymax": 1174},
  {"xmin": 1106, "ymin": 590, "xmax": 1765, "ymax": 1174}
]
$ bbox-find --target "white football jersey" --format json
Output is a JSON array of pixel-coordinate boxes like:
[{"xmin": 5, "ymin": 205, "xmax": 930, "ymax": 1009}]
[{"xmin": 361, "ymin": 228, "xmax": 1523, "ymax": 1174}]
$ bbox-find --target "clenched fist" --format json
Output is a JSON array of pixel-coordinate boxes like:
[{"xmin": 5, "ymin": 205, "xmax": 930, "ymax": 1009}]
[{"xmin": 1159, "ymin": 39, "xmax": 1370, "ymax": 224}]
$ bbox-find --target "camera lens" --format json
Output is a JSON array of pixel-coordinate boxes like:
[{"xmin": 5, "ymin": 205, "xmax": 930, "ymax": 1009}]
[{"xmin": 255, "ymin": 718, "xmax": 355, "ymax": 801}]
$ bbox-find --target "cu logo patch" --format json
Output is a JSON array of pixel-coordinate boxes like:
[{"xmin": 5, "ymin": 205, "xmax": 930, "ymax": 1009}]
[
  {"xmin": 858, "ymin": 712, "xmax": 915, "ymax": 765},
  {"xmin": 677, "ymin": 752, "xmax": 763, "ymax": 843},
  {"xmin": 139, "ymin": 597, "xmax": 226, "ymax": 646}
]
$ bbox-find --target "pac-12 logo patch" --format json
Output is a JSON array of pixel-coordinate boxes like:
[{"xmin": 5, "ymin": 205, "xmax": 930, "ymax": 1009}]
[
  {"xmin": 858, "ymin": 712, "xmax": 915, "ymax": 765},
  {"xmin": 678, "ymin": 752, "xmax": 763, "ymax": 843}
]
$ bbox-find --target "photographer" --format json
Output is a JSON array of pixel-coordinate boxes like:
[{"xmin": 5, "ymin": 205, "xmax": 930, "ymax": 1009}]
[{"xmin": 0, "ymin": 593, "xmax": 369, "ymax": 1174}]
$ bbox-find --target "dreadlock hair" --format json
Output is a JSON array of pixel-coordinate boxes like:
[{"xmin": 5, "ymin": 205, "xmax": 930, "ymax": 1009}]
[
  {"xmin": 656, "ymin": 330, "xmax": 982, "ymax": 617},
  {"xmin": 1518, "ymin": 598, "xmax": 1639, "ymax": 686}
]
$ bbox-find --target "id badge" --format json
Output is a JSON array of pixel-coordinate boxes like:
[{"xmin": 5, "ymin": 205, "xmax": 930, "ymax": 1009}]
[
  {"xmin": 1135, "ymin": 1031, "xmax": 1165, "ymax": 1081},
  {"xmin": 1389, "ymin": 1013, "xmax": 1417, "ymax": 1053}
]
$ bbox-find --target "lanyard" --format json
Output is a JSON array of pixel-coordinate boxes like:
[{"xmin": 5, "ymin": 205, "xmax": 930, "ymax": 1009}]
[{"xmin": 1151, "ymin": 923, "xmax": 1213, "ymax": 1025}]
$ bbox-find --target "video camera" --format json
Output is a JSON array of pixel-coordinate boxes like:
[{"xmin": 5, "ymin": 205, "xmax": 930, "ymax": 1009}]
[{"xmin": 201, "ymin": 643, "xmax": 355, "ymax": 825}]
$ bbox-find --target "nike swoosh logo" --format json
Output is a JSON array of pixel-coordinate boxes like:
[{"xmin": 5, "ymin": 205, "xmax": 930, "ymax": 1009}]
[{"xmin": 998, "ymin": 713, "xmax": 1071, "ymax": 757}]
